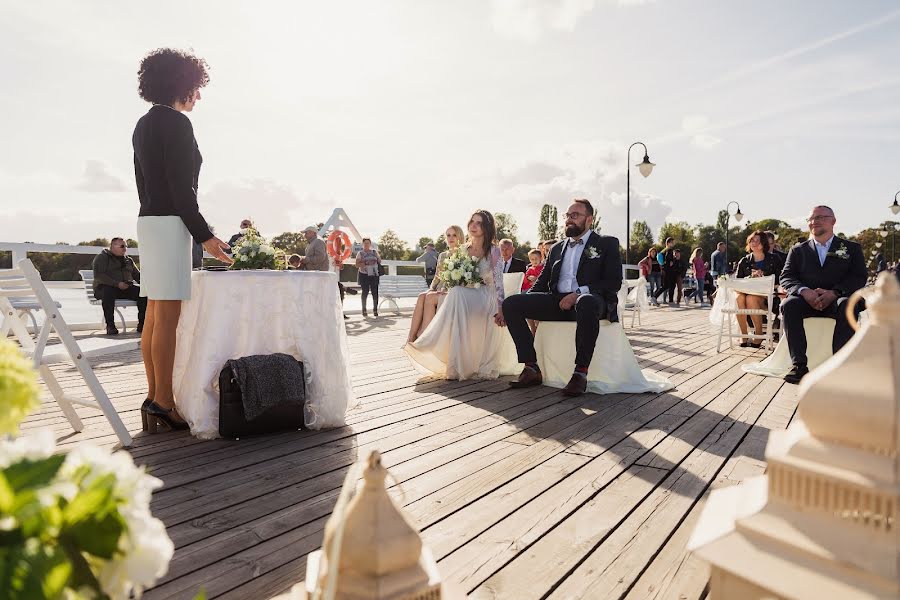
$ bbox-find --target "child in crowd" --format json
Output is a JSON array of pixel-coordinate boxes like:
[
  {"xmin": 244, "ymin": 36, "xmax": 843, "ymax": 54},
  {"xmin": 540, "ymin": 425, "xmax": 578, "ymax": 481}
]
[{"xmin": 523, "ymin": 248, "xmax": 544, "ymax": 334}]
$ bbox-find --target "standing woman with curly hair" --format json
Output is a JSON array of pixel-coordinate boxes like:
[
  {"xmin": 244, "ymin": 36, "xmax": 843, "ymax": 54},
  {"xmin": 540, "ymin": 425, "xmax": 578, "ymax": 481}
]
[{"xmin": 133, "ymin": 48, "xmax": 232, "ymax": 433}]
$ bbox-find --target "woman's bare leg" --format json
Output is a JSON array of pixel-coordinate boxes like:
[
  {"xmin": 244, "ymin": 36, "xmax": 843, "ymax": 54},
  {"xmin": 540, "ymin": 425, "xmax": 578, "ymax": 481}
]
[
  {"xmin": 407, "ymin": 293, "xmax": 427, "ymax": 343},
  {"xmin": 141, "ymin": 300, "xmax": 157, "ymax": 400},
  {"xmin": 747, "ymin": 296, "xmax": 765, "ymax": 337},
  {"xmin": 735, "ymin": 293, "xmax": 749, "ymax": 338},
  {"xmin": 151, "ymin": 300, "xmax": 182, "ymax": 410},
  {"xmin": 418, "ymin": 292, "xmax": 443, "ymax": 337}
]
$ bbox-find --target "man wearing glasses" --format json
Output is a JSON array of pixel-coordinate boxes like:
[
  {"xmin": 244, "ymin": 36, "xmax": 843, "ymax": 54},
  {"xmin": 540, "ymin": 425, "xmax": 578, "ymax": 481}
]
[
  {"xmin": 502, "ymin": 199, "xmax": 623, "ymax": 397},
  {"xmin": 92, "ymin": 238, "xmax": 147, "ymax": 335},
  {"xmin": 779, "ymin": 206, "xmax": 867, "ymax": 384}
]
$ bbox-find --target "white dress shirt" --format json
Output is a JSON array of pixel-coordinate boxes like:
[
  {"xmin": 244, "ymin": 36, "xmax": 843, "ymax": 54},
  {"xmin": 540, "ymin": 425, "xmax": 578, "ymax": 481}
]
[
  {"xmin": 556, "ymin": 230, "xmax": 593, "ymax": 295},
  {"xmin": 798, "ymin": 235, "xmax": 834, "ymax": 294}
]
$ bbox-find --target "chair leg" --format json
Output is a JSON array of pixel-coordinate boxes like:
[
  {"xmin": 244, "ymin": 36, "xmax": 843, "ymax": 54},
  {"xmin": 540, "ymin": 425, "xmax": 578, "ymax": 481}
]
[
  {"xmin": 73, "ymin": 357, "xmax": 132, "ymax": 447},
  {"xmin": 717, "ymin": 315, "xmax": 724, "ymax": 353},
  {"xmin": 39, "ymin": 364, "xmax": 84, "ymax": 432},
  {"xmin": 116, "ymin": 307, "xmax": 127, "ymax": 333}
]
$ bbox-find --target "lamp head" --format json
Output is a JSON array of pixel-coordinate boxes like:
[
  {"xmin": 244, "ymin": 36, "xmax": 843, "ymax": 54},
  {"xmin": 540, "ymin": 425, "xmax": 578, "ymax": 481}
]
[
  {"xmin": 637, "ymin": 154, "xmax": 655, "ymax": 178},
  {"xmin": 891, "ymin": 198, "xmax": 900, "ymax": 215},
  {"xmin": 733, "ymin": 207, "xmax": 744, "ymax": 222},
  {"xmin": 881, "ymin": 229, "xmax": 890, "ymax": 238},
  {"xmin": 876, "ymin": 242, "xmax": 882, "ymax": 248}
]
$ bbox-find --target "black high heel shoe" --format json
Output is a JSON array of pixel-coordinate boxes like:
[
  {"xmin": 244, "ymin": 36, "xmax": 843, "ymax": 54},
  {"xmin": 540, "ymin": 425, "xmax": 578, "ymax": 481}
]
[
  {"xmin": 140, "ymin": 398, "xmax": 152, "ymax": 431},
  {"xmin": 144, "ymin": 401, "xmax": 190, "ymax": 433}
]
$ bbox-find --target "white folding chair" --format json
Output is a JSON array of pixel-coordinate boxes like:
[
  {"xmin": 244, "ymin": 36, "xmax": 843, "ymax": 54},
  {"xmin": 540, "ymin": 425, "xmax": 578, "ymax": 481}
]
[
  {"xmin": 716, "ymin": 275, "xmax": 777, "ymax": 353},
  {"xmin": 2, "ymin": 260, "xmax": 136, "ymax": 447},
  {"xmin": 503, "ymin": 272, "xmax": 525, "ymax": 298},
  {"xmin": 78, "ymin": 270, "xmax": 136, "ymax": 332}
]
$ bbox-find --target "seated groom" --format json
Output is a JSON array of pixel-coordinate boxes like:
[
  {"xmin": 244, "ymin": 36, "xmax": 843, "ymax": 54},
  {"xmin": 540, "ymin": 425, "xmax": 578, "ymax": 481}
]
[
  {"xmin": 501, "ymin": 199, "xmax": 622, "ymax": 397},
  {"xmin": 779, "ymin": 205, "xmax": 867, "ymax": 384}
]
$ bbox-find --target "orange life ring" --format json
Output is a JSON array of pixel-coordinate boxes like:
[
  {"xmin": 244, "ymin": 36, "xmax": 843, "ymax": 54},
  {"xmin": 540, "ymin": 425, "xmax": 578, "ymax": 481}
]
[{"xmin": 326, "ymin": 230, "xmax": 352, "ymax": 262}]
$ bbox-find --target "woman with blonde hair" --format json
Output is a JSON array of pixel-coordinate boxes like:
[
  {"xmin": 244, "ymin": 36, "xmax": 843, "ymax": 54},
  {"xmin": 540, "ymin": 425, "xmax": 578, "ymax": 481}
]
[{"xmin": 406, "ymin": 225, "xmax": 463, "ymax": 344}]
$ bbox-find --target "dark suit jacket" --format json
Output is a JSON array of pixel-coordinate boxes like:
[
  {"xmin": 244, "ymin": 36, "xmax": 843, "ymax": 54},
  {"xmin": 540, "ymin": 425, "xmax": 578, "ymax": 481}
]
[
  {"xmin": 503, "ymin": 257, "xmax": 528, "ymax": 274},
  {"xmin": 780, "ymin": 236, "xmax": 867, "ymax": 298},
  {"xmin": 529, "ymin": 232, "xmax": 623, "ymax": 318},
  {"xmin": 133, "ymin": 105, "xmax": 212, "ymax": 244}
]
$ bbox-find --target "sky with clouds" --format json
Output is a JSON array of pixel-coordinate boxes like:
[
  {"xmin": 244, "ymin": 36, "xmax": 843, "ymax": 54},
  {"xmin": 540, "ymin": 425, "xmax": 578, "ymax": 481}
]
[{"xmin": 2, "ymin": 0, "xmax": 899, "ymax": 247}]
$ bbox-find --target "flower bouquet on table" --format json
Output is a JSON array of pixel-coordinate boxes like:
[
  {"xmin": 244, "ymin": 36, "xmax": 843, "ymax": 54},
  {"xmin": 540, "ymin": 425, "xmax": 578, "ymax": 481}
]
[
  {"xmin": 0, "ymin": 339, "xmax": 178, "ymax": 600},
  {"xmin": 229, "ymin": 228, "xmax": 285, "ymax": 270},
  {"xmin": 438, "ymin": 248, "xmax": 485, "ymax": 289}
]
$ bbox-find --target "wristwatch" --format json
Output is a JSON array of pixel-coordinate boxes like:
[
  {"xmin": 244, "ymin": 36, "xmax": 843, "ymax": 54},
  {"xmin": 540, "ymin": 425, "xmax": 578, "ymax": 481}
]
[{"xmin": 574, "ymin": 288, "xmax": 583, "ymax": 296}]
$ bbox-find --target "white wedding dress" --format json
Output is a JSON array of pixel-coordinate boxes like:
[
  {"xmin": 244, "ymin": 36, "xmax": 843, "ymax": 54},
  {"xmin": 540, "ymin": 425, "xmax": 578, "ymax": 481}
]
[{"xmin": 404, "ymin": 246, "xmax": 520, "ymax": 380}]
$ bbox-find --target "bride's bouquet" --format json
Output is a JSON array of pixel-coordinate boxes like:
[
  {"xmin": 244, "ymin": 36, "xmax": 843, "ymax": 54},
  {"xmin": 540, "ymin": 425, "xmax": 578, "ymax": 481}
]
[
  {"xmin": 438, "ymin": 248, "xmax": 484, "ymax": 289},
  {"xmin": 230, "ymin": 228, "xmax": 284, "ymax": 270}
]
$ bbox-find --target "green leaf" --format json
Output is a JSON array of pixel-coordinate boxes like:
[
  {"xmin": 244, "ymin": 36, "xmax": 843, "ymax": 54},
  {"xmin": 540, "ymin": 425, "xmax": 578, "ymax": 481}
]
[
  {"xmin": 62, "ymin": 474, "xmax": 116, "ymax": 527},
  {"xmin": 193, "ymin": 588, "xmax": 208, "ymax": 600},
  {"xmin": 14, "ymin": 545, "xmax": 71, "ymax": 600},
  {"xmin": 2, "ymin": 455, "xmax": 65, "ymax": 493},
  {"xmin": 62, "ymin": 511, "xmax": 125, "ymax": 560},
  {"xmin": 0, "ymin": 471, "xmax": 14, "ymax": 513}
]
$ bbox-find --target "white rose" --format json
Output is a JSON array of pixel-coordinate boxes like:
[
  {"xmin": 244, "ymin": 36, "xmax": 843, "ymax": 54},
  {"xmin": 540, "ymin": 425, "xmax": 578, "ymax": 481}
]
[
  {"xmin": 474, "ymin": 282, "xmax": 481, "ymax": 288},
  {"xmin": 450, "ymin": 269, "xmax": 462, "ymax": 281}
]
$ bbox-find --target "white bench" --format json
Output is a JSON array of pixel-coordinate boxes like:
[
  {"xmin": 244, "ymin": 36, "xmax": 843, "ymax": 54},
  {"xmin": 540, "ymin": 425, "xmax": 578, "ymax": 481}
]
[
  {"xmin": 3, "ymin": 260, "xmax": 136, "ymax": 447},
  {"xmin": 78, "ymin": 270, "xmax": 137, "ymax": 332},
  {"xmin": 378, "ymin": 275, "xmax": 429, "ymax": 314}
]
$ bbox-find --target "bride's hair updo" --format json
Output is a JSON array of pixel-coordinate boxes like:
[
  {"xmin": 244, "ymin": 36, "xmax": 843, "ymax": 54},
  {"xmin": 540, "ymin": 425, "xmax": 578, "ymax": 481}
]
[{"xmin": 467, "ymin": 209, "xmax": 497, "ymax": 258}]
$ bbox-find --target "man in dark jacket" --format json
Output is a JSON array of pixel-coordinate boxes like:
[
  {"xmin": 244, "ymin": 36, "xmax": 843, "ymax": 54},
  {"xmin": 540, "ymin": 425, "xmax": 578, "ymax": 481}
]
[
  {"xmin": 92, "ymin": 238, "xmax": 146, "ymax": 335},
  {"xmin": 502, "ymin": 199, "xmax": 623, "ymax": 397},
  {"xmin": 779, "ymin": 206, "xmax": 867, "ymax": 384}
]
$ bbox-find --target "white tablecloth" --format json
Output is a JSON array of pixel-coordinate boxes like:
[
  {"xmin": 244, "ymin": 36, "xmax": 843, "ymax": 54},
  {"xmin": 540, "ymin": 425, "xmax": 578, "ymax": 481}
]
[{"xmin": 173, "ymin": 270, "xmax": 355, "ymax": 439}]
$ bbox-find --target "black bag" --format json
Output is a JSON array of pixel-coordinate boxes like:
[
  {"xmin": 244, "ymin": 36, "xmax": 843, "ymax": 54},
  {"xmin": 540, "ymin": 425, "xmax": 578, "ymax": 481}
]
[
  {"xmin": 378, "ymin": 263, "xmax": 386, "ymax": 276},
  {"xmin": 218, "ymin": 360, "xmax": 306, "ymax": 438}
]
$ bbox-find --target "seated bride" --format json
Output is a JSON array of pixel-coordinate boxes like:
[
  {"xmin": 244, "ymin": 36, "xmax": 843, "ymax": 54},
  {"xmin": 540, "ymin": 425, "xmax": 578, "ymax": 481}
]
[{"xmin": 404, "ymin": 210, "xmax": 518, "ymax": 380}]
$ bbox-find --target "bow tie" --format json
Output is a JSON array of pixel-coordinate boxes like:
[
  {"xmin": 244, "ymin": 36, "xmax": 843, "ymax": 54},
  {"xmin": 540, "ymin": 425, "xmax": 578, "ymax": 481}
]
[{"xmin": 567, "ymin": 238, "xmax": 584, "ymax": 248}]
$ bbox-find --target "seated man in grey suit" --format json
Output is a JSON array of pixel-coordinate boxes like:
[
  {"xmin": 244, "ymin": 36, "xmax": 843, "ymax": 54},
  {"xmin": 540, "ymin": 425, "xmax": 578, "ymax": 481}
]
[{"xmin": 298, "ymin": 226, "xmax": 349, "ymax": 320}]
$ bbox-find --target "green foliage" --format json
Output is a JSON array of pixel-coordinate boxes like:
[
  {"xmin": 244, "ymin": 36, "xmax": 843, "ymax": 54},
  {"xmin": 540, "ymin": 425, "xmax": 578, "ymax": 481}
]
[
  {"xmin": 537, "ymin": 205, "xmax": 558, "ymax": 242},
  {"xmin": 657, "ymin": 221, "xmax": 697, "ymax": 255},
  {"xmin": 377, "ymin": 229, "xmax": 408, "ymax": 260},
  {"xmin": 629, "ymin": 220, "xmax": 655, "ymax": 259},
  {"xmin": 0, "ymin": 339, "xmax": 41, "ymax": 435},
  {"xmin": 434, "ymin": 234, "xmax": 448, "ymax": 253},
  {"xmin": 495, "ymin": 212, "xmax": 519, "ymax": 246},
  {"xmin": 417, "ymin": 237, "xmax": 434, "ymax": 251},
  {"xmin": 270, "ymin": 231, "xmax": 308, "ymax": 256}
]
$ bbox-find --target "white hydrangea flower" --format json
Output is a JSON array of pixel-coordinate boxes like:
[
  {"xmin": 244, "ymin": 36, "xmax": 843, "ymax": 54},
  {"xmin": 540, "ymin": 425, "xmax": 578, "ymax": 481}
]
[
  {"xmin": 451, "ymin": 269, "xmax": 462, "ymax": 281},
  {"xmin": 0, "ymin": 428, "xmax": 56, "ymax": 468}
]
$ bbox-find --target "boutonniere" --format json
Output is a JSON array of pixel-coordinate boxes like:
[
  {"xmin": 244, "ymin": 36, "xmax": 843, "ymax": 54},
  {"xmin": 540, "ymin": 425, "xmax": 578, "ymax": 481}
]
[
  {"xmin": 585, "ymin": 246, "xmax": 600, "ymax": 259},
  {"xmin": 827, "ymin": 244, "xmax": 850, "ymax": 260}
]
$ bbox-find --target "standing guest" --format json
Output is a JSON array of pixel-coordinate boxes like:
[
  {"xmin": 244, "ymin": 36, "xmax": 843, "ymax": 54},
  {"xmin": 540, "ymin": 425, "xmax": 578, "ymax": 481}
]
[
  {"xmin": 638, "ymin": 247, "xmax": 661, "ymax": 306},
  {"xmin": 355, "ymin": 238, "xmax": 382, "ymax": 318},
  {"xmin": 499, "ymin": 239, "xmax": 528, "ymax": 274},
  {"xmin": 779, "ymin": 206, "xmax": 867, "ymax": 383},
  {"xmin": 228, "ymin": 219, "xmax": 253, "ymax": 248},
  {"xmin": 690, "ymin": 248, "xmax": 707, "ymax": 305},
  {"xmin": 704, "ymin": 266, "xmax": 715, "ymax": 303},
  {"xmin": 298, "ymin": 226, "xmax": 329, "ymax": 271},
  {"xmin": 654, "ymin": 238, "xmax": 678, "ymax": 304},
  {"xmin": 710, "ymin": 241, "xmax": 727, "ymax": 277},
  {"xmin": 299, "ymin": 226, "xmax": 348, "ymax": 319},
  {"xmin": 407, "ymin": 225, "xmax": 463, "ymax": 344},
  {"xmin": 672, "ymin": 248, "xmax": 687, "ymax": 305},
  {"xmin": 133, "ymin": 48, "xmax": 232, "ymax": 433},
  {"xmin": 875, "ymin": 252, "xmax": 887, "ymax": 274},
  {"xmin": 416, "ymin": 243, "xmax": 439, "ymax": 288},
  {"xmin": 92, "ymin": 238, "xmax": 147, "ymax": 335},
  {"xmin": 732, "ymin": 231, "xmax": 782, "ymax": 347}
]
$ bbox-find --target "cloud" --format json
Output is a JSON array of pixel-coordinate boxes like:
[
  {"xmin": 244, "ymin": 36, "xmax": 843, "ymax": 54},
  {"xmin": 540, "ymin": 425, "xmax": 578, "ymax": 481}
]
[
  {"xmin": 681, "ymin": 115, "xmax": 722, "ymax": 149},
  {"xmin": 490, "ymin": 0, "xmax": 598, "ymax": 42},
  {"xmin": 198, "ymin": 178, "xmax": 331, "ymax": 238},
  {"xmin": 75, "ymin": 160, "xmax": 128, "ymax": 193},
  {"xmin": 486, "ymin": 141, "xmax": 671, "ymax": 242}
]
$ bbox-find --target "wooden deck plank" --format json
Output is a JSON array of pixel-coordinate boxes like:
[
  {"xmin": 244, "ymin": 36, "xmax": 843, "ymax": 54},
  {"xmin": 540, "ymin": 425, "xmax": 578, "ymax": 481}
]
[{"xmin": 14, "ymin": 306, "xmax": 791, "ymax": 600}]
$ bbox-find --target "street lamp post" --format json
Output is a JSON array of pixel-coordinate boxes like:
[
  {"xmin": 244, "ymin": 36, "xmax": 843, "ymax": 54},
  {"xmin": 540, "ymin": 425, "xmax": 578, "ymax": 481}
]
[
  {"xmin": 724, "ymin": 201, "xmax": 744, "ymax": 274},
  {"xmin": 625, "ymin": 142, "xmax": 655, "ymax": 264}
]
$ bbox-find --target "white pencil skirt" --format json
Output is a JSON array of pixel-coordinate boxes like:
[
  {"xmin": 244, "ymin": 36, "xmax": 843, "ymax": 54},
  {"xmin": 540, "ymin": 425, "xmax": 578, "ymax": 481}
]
[{"xmin": 136, "ymin": 215, "xmax": 193, "ymax": 300}]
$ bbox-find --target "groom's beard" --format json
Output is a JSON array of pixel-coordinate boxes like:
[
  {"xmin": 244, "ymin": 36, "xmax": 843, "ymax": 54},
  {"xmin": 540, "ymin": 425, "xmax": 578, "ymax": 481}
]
[{"xmin": 565, "ymin": 223, "xmax": 587, "ymax": 238}]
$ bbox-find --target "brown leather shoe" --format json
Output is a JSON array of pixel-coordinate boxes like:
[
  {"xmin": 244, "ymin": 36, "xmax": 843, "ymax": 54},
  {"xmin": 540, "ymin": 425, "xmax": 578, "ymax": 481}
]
[
  {"xmin": 562, "ymin": 373, "xmax": 587, "ymax": 397},
  {"xmin": 509, "ymin": 367, "xmax": 543, "ymax": 388}
]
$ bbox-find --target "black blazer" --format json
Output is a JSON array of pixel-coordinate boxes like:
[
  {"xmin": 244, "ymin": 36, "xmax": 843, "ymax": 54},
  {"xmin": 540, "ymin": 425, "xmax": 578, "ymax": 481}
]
[
  {"xmin": 133, "ymin": 105, "xmax": 212, "ymax": 243},
  {"xmin": 503, "ymin": 257, "xmax": 528, "ymax": 274},
  {"xmin": 735, "ymin": 252, "xmax": 783, "ymax": 282},
  {"xmin": 779, "ymin": 237, "xmax": 867, "ymax": 298},
  {"xmin": 529, "ymin": 232, "xmax": 622, "ymax": 311}
]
